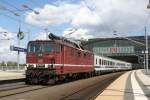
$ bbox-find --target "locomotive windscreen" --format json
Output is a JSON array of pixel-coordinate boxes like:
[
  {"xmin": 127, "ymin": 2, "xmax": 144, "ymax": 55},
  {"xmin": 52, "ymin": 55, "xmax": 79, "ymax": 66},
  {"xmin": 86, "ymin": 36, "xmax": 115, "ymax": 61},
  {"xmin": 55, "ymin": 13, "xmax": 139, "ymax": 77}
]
[{"xmin": 28, "ymin": 41, "xmax": 60, "ymax": 53}]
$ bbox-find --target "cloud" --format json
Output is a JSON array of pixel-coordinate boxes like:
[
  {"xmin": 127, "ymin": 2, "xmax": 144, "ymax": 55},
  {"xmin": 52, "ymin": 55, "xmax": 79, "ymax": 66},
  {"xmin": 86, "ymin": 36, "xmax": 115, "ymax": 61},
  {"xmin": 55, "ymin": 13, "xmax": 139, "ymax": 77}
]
[
  {"xmin": 25, "ymin": 0, "xmax": 149, "ymax": 38},
  {"xmin": 35, "ymin": 32, "xmax": 48, "ymax": 40},
  {"xmin": 25, "ymin": 4, "xmax": 80, "ymax": 27},
  {"xmin": 71, "ymin": 6, "xmax": 101, "ymax": 27},
  {"xmin": 0, "ymin": 27, "xmax": 25, "ymax": 63},
  {"xmin": 63, "ymin": 28, "xmax": 93, "ymax": 40}
]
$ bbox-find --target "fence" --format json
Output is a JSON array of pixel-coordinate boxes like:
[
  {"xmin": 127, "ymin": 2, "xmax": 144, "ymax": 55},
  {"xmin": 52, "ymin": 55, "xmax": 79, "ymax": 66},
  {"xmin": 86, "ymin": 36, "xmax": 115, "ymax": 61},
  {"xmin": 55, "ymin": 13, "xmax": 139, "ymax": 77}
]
[{"xmin": 0, "ymin": 66, "xmax": 26, "ymax": 71}]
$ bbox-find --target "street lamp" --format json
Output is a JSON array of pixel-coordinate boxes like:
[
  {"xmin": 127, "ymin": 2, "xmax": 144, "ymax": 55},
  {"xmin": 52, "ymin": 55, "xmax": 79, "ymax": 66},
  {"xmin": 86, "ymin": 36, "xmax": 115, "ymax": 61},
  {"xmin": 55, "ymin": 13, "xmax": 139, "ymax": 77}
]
[
  {"xmin": 22, "ymin": 4, "xmax": 39, "ymax": 15},
  {"xmin": 147, "ymin": 0, "xmax": 150, "ymax": 9},
  {"xmin": 22, "ymin": 4, "xmax": 40, "ymax": 41}
]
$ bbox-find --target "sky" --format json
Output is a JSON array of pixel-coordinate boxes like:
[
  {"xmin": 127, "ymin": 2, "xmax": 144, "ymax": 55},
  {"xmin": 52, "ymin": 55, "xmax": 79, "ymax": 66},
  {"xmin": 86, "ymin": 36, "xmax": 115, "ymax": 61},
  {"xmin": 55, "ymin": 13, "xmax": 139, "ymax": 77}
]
[{"xmin": 0, "ymin": 0, "xmax": 149, "ymax": 63}]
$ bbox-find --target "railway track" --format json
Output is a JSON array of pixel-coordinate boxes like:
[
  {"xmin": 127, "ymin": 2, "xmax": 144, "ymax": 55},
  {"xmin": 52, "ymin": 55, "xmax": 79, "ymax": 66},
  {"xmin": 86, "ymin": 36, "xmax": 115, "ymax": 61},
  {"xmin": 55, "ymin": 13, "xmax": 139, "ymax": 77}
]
[
  {"xmin": 0, "ymin": 83, "xmax": 48, "ymax": 98},
  {"xmin": 59, "ymin": 72, "xmax": 123, "ymax": 100},
  {"xmin": 0, "ymin": 72, "xmax": 125, "ymax": 100}
]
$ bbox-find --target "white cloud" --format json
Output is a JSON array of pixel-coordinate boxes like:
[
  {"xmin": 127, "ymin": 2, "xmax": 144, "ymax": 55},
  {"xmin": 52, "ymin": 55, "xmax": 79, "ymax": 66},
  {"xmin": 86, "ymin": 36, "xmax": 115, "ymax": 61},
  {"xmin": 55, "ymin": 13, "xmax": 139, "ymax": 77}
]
[
  {"xmin": 63, "ymin": 28, "xmax": 93, "ymax": 40},
  {"xmin": 25, "ymin": 0, "xmax": 149, "ymax": 38},
  {"xmin": 0, "ymin": 27, "xmax": 25, "ymax": 63},
  {"xmin": 25, "ymin": 4, "xmax": 80, "ymax": 27},
  {"xmin": 72, "ymin": 6, "xmax": 101, "ymax": 27},
  {"xmin": 35, "ymin": 32, "xmax": 48, "ymax": 40}
]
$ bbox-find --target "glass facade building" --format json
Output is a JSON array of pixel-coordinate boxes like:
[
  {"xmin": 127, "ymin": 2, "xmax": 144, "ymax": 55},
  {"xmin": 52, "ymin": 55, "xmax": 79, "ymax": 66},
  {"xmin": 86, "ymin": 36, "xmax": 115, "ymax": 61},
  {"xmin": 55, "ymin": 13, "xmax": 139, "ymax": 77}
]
[{"xmin": 83, "ymin": 36, "xmax": 150, "ymax": 69}]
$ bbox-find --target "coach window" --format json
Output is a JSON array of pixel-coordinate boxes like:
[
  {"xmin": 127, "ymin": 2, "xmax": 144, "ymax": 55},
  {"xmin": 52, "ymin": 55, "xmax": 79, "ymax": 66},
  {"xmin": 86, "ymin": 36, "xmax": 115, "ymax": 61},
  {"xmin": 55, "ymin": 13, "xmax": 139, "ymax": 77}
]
[
  {"xmin": 102, "ymin": 60, "xmax": 103, "ymax": 65},
  {"xmin": 110, "ymin": 62, "xmax": 112, "ymax": 65},
  {"xmin": 99, "ymin": 59, "xmax": 101, "ymax": 65},
  {"xmin": 96, "ymin": 58, "xmax": 97, "ymax": 64}
]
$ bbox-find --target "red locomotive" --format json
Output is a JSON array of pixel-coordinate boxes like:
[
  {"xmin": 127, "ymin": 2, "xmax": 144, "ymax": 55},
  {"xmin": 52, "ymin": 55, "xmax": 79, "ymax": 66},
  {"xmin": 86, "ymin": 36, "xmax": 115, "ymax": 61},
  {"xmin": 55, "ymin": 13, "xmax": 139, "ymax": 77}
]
[{"xmin": 26, "ymin": 33, "xmax": 94, "ymax": 84}]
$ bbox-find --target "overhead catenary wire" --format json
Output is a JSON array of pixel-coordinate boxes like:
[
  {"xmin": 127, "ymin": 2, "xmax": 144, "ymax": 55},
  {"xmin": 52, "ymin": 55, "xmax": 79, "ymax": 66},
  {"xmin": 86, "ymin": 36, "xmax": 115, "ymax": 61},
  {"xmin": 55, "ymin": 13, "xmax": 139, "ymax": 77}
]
[
  {"xmin": 26, "ymin": 0, "xmax": 41, "ymax": 7},
  {"xmin": 0, "ymin": 12, "xmax": 44, "ymax": 31},
  {"xmin": 0, "ymin": 0, "xmax": 23, "ymax": 12},
  {"xmin": 0, "ymin": 1, "xmax": 61, "ymax": 35}
]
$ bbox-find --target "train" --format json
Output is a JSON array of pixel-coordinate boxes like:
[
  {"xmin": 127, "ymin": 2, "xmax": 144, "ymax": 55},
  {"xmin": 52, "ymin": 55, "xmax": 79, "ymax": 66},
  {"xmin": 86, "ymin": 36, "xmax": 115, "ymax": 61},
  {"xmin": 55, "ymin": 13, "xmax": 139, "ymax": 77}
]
[{"xmin": 25, "ymin": 33, "xmax": 132, "ymax": 84}]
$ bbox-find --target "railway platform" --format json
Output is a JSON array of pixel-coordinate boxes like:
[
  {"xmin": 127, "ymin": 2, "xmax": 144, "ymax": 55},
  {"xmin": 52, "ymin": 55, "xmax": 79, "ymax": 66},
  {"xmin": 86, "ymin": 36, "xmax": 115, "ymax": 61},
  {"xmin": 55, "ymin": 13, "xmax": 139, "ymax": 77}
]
[
  {"xmin": 0, "ymin": 70, "xmax": 25, "ymax": 81},
  {"xmin": 95, "ymin": 69, "xmax": 150, "ymax": 100}
]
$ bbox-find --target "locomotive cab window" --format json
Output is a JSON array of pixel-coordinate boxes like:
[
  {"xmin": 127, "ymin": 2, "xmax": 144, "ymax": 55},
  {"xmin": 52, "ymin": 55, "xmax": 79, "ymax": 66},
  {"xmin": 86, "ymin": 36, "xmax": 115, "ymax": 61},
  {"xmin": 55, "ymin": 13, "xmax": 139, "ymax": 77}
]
[{"xmin": 28, "ymin": 42, "xmax": 60, "ymax": 53}]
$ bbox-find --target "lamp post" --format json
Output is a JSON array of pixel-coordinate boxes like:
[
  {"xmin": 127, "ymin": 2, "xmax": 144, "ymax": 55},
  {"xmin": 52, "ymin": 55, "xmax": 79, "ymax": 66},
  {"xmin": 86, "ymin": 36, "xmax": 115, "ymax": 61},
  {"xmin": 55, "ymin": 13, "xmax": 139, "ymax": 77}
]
[
  {"xmin": 146, "ymin": 1, "xmax": 150, "ymax": 73},
  {"xmin": 144, "ymin": 26, "xmax": 149, "ymax": 74},
  {"xmin": 44, "ymin": 28, "xmax": 49, "ymax": 40},
  {"xmin": 142, "ymin": 50, "xmax": 146, "ymax": 70}
]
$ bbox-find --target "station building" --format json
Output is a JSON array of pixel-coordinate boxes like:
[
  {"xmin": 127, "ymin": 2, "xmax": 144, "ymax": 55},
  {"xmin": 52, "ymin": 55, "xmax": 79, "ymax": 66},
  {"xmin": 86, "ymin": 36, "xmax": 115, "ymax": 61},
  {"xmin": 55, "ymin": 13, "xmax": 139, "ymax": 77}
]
[{"xmin": 83, "ymin": 36, "xmax": 150, "ymax": 69}]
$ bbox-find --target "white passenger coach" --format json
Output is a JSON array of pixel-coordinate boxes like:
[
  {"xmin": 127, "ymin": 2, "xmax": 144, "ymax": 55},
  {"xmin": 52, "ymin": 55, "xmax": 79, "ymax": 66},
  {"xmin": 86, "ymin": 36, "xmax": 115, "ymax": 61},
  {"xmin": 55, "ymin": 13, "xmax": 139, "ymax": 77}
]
[{"xmin": 94, "ymin": 55, "xmax": 132, "ymax": 72}]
